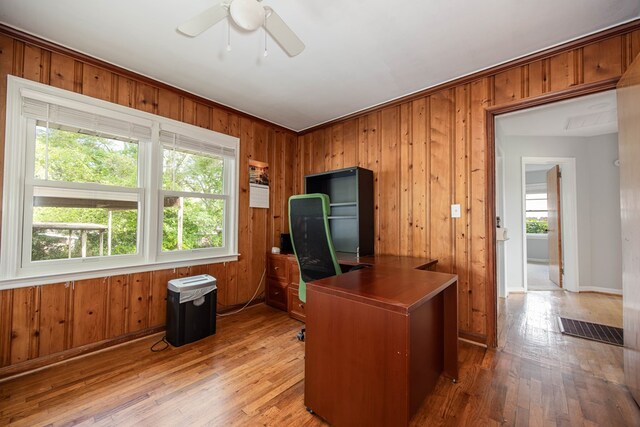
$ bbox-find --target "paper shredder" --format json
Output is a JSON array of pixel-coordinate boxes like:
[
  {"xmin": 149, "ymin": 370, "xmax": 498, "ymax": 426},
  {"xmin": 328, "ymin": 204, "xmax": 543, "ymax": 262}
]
[{"xmin": 166, "ymin": 274, "xmax": 217, "ymax": 347}]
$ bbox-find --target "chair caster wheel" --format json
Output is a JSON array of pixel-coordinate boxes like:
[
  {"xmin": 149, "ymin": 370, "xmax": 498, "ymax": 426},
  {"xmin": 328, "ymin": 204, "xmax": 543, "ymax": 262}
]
[
  {"xmin": 306, "ymin": 407, "xmax": 314, "ymax": 414},
  {"xmin": 297, "ymin": 331, "xmax": 305, "ymax": 341}
]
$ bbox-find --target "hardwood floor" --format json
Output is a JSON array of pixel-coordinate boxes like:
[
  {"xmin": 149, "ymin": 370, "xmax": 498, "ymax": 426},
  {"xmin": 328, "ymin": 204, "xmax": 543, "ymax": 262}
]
[
  {"xmin": 527, "ymin": 262, "xmax": 560, "ymax": 291},
  {"xmin": 1, "ymin": 292, "xmax": 639, "ymax": 426}
]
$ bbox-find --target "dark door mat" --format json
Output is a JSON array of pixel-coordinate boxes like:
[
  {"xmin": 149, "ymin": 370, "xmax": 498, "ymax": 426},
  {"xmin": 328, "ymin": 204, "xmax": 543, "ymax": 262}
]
[{"xmin": 558, "ymin": 317, "xmax": 623, "ymax": 346}]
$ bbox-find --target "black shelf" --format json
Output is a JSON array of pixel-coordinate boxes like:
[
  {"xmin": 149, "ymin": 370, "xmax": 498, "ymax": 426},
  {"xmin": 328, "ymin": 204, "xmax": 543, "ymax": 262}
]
[{"xmin": 305, "ymin": 166, "xmax": 374, "ymax": 256}]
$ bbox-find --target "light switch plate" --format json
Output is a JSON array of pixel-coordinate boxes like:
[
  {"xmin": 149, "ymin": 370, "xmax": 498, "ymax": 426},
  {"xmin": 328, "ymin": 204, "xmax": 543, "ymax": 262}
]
[{"xmin": 451, "ymin": 204, "xmax": 461, "ymax": 218}]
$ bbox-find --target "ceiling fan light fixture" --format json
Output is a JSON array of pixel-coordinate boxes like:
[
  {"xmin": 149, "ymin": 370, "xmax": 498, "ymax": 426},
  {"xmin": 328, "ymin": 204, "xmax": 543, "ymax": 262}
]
[
  {"xmin": 229, "ymin": 0, "xmax": 265, "ymax": 31},
  {"xmin": 177, "ymin": 0, "xmax": 305, "ymax": 57}
]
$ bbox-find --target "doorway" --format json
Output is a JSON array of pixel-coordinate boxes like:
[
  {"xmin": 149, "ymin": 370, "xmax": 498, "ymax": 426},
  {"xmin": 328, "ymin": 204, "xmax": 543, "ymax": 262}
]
[
  {"xmin": 494, "ymin": 90, "xmax": 623, "ymax": 352},
  {"xmin": 520, "ymin": 158, "xmax": 579, "ymax": 293},
  {"xmin": 495, "ymin": 90, "xmax": 621, "ymax": 297}
]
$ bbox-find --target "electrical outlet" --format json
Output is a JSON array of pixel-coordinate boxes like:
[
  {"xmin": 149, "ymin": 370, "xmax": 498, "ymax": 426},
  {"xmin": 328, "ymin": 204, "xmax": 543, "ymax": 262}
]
[{"xmin": 451, "ymin": 204, "xmax": 461, "ymax": 218}]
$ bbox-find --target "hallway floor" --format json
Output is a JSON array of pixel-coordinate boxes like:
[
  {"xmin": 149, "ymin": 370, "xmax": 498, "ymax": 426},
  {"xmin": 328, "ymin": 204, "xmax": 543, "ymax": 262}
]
[{"xmin": 527, "ymin": 261, "xmax": 561, "ymax": 290}]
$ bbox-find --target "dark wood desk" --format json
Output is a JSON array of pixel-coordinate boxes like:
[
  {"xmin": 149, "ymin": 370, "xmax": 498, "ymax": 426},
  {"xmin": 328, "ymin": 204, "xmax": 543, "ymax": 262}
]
[{"xmin": 305, "ymin": 257, "xmax": 458, "ymax": 426}]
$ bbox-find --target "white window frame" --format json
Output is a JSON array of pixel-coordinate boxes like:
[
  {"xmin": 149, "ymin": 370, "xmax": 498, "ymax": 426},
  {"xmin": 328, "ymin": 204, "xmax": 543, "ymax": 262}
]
[{"xmin": 1, "ymin": 76, "xmax": 239, "ymax": 288}]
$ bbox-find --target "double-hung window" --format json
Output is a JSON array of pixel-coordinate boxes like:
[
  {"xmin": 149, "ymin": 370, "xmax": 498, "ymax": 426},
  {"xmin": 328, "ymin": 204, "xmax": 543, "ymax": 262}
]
[
  {"xmin": 1, "ymin": 77, "xmax": 239, "ymax": 286},
  {"xmin": 525, "ymin": 192, "xmax": 548, "ymax": 234},
  {"xmin": 157, "ymin": 127, "xmax": 237, "ymax": 261}
]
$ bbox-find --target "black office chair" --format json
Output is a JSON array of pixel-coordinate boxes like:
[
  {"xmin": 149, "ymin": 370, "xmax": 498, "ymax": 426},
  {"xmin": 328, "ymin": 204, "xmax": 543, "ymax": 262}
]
[{"xmin": 288, "ymin": 193, "xmax": 343, "ymax": 341}]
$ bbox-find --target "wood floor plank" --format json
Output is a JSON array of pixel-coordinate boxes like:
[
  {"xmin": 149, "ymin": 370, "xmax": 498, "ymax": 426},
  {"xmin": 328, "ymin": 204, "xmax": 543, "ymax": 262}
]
[{"xmin": 0, "ymin": 293, "xmax": 638, "ymax": 426}]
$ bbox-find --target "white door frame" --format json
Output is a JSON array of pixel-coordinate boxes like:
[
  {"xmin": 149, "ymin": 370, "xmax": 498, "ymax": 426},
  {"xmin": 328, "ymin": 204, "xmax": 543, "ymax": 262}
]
[
  {"xmin": 496, "ymin": 147, "xmax": 507, "ymax": 298},
  {"xmin": 521, "ymin": 157, "xmax": 579, "ymax": 292}
]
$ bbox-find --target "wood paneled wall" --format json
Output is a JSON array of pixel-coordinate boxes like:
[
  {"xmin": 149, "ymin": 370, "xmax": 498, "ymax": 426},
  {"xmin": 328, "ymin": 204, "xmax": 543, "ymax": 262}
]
[
  {"xmin": 1, "ymin": 21, "xmax": 639, "ymax": 370},
  {"xmin": 298, "ymin": 25, "xmax": 640, "ymax": 344},
  {"xmin": 0, "ymin": 28, "xmax": 298, "ymax": 372}
]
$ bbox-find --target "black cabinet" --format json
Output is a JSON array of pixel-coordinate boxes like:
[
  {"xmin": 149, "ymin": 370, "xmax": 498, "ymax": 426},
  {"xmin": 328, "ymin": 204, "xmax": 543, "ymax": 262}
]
[{"xmin": 305, "ymin": 167, "xmax": 374, "ymax": 256}]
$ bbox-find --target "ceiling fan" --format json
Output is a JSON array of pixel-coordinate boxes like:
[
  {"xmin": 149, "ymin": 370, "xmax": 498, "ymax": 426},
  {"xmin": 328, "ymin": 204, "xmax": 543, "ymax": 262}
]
[{"xmin": 177, "ymin": 0, "xmax": 305, "ymax": 57}]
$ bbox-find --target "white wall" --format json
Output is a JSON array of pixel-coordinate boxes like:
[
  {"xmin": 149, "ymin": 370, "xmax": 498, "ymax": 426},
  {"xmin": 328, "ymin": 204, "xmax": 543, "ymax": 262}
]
[
  {"xmin": 499, "ymin": 133, "xmax": 621, "ymax": 293},
  {"xmin": 586, "ymin": 134, "xmax": 622, "ymax": 291},
  {"xmin": 527, "ymin": 235, "xmax": 548, "ymax": 261}
]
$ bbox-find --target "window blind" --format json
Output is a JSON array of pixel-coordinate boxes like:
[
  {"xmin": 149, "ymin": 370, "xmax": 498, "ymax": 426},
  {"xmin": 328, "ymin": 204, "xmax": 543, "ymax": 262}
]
[
  {"xmin": 159, "ymin": 129, "xmax": 236, "ymax": 159},
  {"xmin": 22, "ymin": 97, "xmax": 152, "ymax": 141}
]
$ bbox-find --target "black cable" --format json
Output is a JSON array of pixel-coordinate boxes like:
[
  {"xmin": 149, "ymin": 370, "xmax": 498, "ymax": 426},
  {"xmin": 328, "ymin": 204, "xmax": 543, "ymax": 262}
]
[{"xmin": 151, "ymin": 335, "xmax": 169, "ymax": 352}]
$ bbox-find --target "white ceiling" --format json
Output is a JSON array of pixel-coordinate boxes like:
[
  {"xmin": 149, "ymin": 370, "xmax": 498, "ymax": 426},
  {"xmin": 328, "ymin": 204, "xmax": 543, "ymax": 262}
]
[
  {"xmin": 497, "ymin": 90, "xmax": 618, "ymax": 137},
  {"xmin": 1, "ymin": 1, "xmax": 638, "ymax": 131}
]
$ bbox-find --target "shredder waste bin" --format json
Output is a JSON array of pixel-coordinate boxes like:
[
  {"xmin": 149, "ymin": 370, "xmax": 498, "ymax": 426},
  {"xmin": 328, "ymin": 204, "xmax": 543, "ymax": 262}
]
[{"xmin": 166, "ymin": 274, "xmax": 217, "ymax": 347}]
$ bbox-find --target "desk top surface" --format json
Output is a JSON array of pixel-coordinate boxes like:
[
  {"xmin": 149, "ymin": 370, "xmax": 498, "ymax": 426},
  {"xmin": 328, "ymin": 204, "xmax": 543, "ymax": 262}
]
[
  {"xmin": 307, "ymin": 259, "xmax": 457, "ymax": 314},
  {"xmin": 334, "ymin": 252, "xmax": 438, "ymax": 270}
]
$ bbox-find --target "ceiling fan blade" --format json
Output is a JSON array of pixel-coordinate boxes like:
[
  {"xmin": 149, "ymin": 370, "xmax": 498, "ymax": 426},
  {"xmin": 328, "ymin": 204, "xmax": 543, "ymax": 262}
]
[
  {"xmin": 264, "ymin": 8, "xmax": 305, "ymax": 57},
  {"xmin": 177, "ymin": 4, "xmax": 229, "ymax": 37}
]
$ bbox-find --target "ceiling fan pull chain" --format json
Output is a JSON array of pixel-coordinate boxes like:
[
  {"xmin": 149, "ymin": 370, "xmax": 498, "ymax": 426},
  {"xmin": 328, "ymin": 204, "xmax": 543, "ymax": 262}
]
[{"xmin": 263, "ymin": 12, "xmax": 268, "ymax": 57}]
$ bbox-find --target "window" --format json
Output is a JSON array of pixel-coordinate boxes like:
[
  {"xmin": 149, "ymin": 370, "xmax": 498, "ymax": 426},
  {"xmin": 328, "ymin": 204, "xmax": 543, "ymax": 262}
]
[
  {"xmin": 1, "ymin": 77, "xmax": 239, "ymax": 286},
  {"xmin": 525, "ymin": 193, "xmax": 548, "ymax": 234},
  {"xmin": 157, "ymin": 127, "xmax": 237, "ymax": 262},
  {"xmin": 30, "ymin": 124, "xmax": 141, "ymax": 263}
]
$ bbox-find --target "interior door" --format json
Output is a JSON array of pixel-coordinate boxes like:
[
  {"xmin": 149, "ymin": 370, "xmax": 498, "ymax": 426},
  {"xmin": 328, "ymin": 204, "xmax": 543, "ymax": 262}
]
[
  {"xmin": 546, "ymin": 165, "xmax": 563, "ymax": 287},
  {"xmin": 618, "ymin": 54, "xmax": 640, "ymax": 405}
]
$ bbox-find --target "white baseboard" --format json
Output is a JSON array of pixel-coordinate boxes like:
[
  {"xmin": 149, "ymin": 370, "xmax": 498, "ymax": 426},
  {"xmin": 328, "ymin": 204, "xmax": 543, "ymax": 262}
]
[{"xmin": 579, "ymin": 286, "xmax": 622, "ymax": 296}]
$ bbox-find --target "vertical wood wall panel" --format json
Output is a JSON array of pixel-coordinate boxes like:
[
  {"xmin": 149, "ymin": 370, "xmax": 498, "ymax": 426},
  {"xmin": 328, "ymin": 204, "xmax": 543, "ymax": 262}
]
[
  {"xmin": 0, "ymin": 289, "xmax": 13, "ymax": 366},
  {"xmin": 106, "ymin": 275, "xmax": 127, "ymax": 339},
  {"xmin": 342, "ymin": 119, "xmax": 358, "ymax": 168},
  {"xmin": 49, "ymin": 52, "xmax": 75, "ymax": 92},
  {"xmin": 583, "ymin": 36, "xmax": 623, "ymax": 83},
  {"xmin": 548, "ymin": 52, "xmax": 576, "ymax": 92},
  {"xmin": 71, "ymin": 278, "xmax": 107, "ymax": 347},
  {"xmin": 493, "ymin": 67, "xmax": 522, "ymax": 105},
  {"xmin": 127, "ymin": 273, "xmax": 149, "ymax": 333},
  {"xmin": 0, "ymin": 34, "xmax": 14, "ymax": 203},
  {"xmin": 297, "ymin": 30, "xmax": 639, "ymax": 344},
  {"xmin": 22, "ymin": 44, "xmax": 44, "ymax": 83},
  {"xmin": 10, "ymin": 287, "xmax": 37, "ymax": 364},
  {"xmin": 157, "ymin": 88, "xmax": 181, "ymax": 121},
  {"xmin": 469, "ymin": 79, "xmax": 490, "ymax": 337},
  {"xmin": 454, "ymin": 85, "xmax": 471, "ymax": 332},
  {"xmin": 411, "ymin": 98, "xmax": 428, "ymax": 259},
  {"xmin": 149, "ymin": 269, "xmax": 186, "ymax": 328},
  {"xmin": 399, "ymin": 103, "xmax": 413, "ymax": 257},
  {"xmin": 379, "ymin": 107, "xmax": 400, "ymax": 255},
  {"xmin": 429, "ymin": 91, "xmax": 454, "ymax": 272},
  {"xmin": 39, "ymin": 283, "xmax": 68, "ymax": 357},
  {"xmin": 330, "ymin": 124, "xmax": 344, "ymax": 170},
  {"xmin": 526, "ymin": 60, "xmax": 545, "ymax": 97},
  {"xmin": 82, "ymin": 64, "xmax": 112, "ymax": 102}
]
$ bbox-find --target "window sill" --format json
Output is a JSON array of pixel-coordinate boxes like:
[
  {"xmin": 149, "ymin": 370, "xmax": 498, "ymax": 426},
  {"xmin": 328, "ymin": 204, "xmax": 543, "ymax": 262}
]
[
  {"xmin": 0, "ymin": 254, "xmax": 239, "ymax": 290},
  {"xmin": 526, "ymin": 233, "xmax": 548, "ymax": 240}
]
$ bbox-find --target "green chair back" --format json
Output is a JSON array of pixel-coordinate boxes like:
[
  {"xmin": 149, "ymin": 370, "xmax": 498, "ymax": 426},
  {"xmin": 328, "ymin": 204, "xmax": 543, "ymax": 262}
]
[{"xmin": 288, "ymin": 193, "xmax": 342, "ymax": 303}]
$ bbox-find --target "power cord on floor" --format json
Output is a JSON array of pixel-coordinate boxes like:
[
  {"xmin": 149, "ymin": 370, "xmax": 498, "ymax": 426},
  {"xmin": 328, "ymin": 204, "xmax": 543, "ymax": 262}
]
[
  {"xmin": 150, "ymin": 269, "xmax": 265, "ymax": 351},
  {"xmin": 151, "ymin": 335, "xmax": 169, "ymax": 352},
  {"xmin": 216, "ymin": 269, "xmax": 266, "ymax": 317}
]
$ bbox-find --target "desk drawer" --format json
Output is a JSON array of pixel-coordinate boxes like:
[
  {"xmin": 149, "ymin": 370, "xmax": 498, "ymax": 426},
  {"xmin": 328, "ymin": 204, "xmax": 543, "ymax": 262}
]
[
  {"xmin": 267, "ymin": 255, "xmax": 288, "ymax": 281},
  {"xmin": 289, "ymin": 263, "xmax": 300, "ymax": 286},
  {"xmin": 288, "ymin": 286, "xmax": 306, "ymax": 322},
  {"xmin": 266, "ymin": 279, "xmax": 287, "ymax": 311}
]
